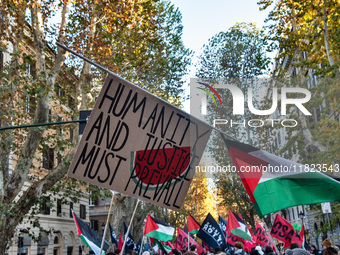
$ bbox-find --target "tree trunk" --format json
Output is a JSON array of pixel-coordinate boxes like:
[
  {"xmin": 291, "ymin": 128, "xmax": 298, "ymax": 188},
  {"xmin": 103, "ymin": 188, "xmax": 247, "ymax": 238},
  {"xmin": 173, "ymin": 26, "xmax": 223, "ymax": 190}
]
[
  {"xmin": 0, "ymin": 1, "xmax": 70, "ymax": 254},
  {"xmin": 322, "ymin": 4, "xmax": 340, "ymax": 80},
  {"xmin": 111, "ymin": 194, "xmax": 127, "ymax": 234}
]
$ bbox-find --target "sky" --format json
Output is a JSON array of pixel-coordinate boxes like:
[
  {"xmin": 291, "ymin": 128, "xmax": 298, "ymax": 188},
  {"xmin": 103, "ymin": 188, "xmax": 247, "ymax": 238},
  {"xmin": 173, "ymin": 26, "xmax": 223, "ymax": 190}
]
[
  {"xmin": 170, "ymin": 0, "xmax": 271, "ymax": 76},
  {"xmin": 170, "ymin": 0, "xmax": 272, "ymax": 111}
]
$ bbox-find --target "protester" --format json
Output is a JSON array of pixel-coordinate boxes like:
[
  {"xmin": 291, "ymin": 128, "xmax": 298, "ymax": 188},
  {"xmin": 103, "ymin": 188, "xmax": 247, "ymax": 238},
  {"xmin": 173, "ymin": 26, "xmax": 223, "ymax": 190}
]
[
  {"xmin": 256, "ymin": 246, "xmax": 264, "ymax": 255},
  {"xmin": 323, "ymin": 239, "xmax": 333, "ymax": 250},
  {"xmin": 285, "ymin": 247, "xmax": 310, "ymax": 255},
  {"xmin": 142, "ymin": 252, "xmax": 150, "ymax": 255},
  {"xmin": 250, "ymin": 248, "xmax": 260, "ymax": 255},
  {"xmin": 215, "ymin": 248, "xmax": 222, "ymax": 254},
  {"xmin": 172, "ymin": 249, "xmax": 181, "ymax": 255},
  {"xmin": 190, "ymin": 245, "xmax": 198, "ymax": 255},
  {"xmin": 207, "ymin": 248, "xmax": 215, "ymax": 255},
  {"xmin": 291, "ymin": 244, "xmax": 301, "ymax": 250},
  {"xmin": 234, "ymin": 242, "xmax": 246, "ymax": 255},
  {"xmin": 311, "ymin": 245, "xmax": 322, "ymax": 255},
  {"xmin": 264, "ymin": 246, "xmax": 276, "ymax": 255},
  {"xmin": 323, "ymin": 247, "xmax": 338, "ymax": 255}
]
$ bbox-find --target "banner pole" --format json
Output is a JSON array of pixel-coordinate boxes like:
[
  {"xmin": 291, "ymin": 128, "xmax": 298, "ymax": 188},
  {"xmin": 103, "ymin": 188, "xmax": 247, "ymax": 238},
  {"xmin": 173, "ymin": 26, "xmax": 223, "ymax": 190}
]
[
  {"xmin": 99, "ymin": 192, "xmax": 116, "ymax": 255},
  {"xmin": 262, "ymin": 219, "xmax": 281, "ymax": 255},
  {"xmin": 187, "ymin": 224, "xmax": 190, "ymax": 251},
  {"xmin": 120, "ymin": 199, "xmax": 141, "ymax": 255}
]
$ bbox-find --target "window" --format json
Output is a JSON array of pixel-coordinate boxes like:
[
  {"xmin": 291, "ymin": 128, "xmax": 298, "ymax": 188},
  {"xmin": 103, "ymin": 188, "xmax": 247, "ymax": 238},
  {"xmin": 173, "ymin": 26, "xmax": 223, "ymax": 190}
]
[
  {"xmin": 68, "ymin": 96, "xmax": 75, "ymax": 111},
  {"xmin": 26, "ymin": 62, "xmax": 36, "ymax": 78},
  {"xmin": 80, "ymin": 204, "xmax": 86, "ymax": 219},
  {"xmin": 57, "ymin": 152, "xmax": 62, "ymax": 165},
  {"xmin": 41, "ymin": 197, "xmax": 51, "ymax": 215},
  {"xmin": 67, "ymin": 246, "xmax": 73, "ymax": 255},
  {"xmin": 292, "ymin": 208, "xmax": 295, "ymax": 220},
  {"xmin": 56, "ymin": 85, "xmax": 65, "ymax": 97},
  {"xmin": 69, "ymin": 202, "xmax": 73, "ymax": 218},
  {"xmin": 90, "ymin": 220, "xmax": 98, "ymax": 232},
  {"xmin": 57, "ymin": 199, "xmax": 62, "ymax": 217},
  {"xmin": 42, "ymin": 146, "xmax": 54, "ymax": 170},
  {"xmin": 25, "ymin": 96, "xmax": 36, "ymax": 117},
  {"xmin": 89, "ymin": 191, "xmax": 98, "ymax": 206}
]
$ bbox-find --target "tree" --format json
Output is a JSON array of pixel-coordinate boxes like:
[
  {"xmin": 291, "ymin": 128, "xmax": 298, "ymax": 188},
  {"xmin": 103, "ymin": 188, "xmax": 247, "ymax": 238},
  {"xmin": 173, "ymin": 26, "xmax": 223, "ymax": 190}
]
[
  {"xmin": 0, "ymin": 0, "xmax": 192, "ymax": 253},
  {"xmin": 195, "ymin": 23, "xmax": 271, "ymax": 229},
  {"xmin": 258, "ymin": 0, "xmax": 340, "ymax": 80},
  {"xmin": 168, "ymin": 170, "xmax": 217, "ymax": 230},
  {"xmin": 257, "ymin": 0, "xmax": 340, "ymax": 167}
]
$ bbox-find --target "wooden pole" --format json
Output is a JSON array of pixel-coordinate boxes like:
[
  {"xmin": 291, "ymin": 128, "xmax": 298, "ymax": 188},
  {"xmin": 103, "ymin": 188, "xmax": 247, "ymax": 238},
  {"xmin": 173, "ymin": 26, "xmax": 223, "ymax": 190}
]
[
  {"xmin": 99, "ymin": 192, "xmax": 116, "ymax": 255},
  {"xmin": 120, "ymin": 200, "xmax": 140, "ymax": 255}
]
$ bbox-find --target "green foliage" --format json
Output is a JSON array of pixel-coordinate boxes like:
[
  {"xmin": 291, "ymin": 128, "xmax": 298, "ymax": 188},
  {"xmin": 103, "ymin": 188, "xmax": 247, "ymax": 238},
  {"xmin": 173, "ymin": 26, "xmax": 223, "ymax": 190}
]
[{"xmin": 195, "ymin": 23, "xmax": 271, "ymax": 229}]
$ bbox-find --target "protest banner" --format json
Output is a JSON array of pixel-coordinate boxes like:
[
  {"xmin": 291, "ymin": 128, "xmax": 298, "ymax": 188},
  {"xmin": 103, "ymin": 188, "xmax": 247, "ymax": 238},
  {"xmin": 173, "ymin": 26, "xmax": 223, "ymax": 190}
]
[
  {"xmin": 197, "ymin": 213, "xmax": 227, "ymax": 250},
  {"xmin": 176, "ymin": 228, "xmax": 204, "ymax": 254},
  {"xmin": 254, "ymin": 222, "xmax": 273, "ymax": 247},
  {"xmin": 67, "ymin": 74, "xmax": 212, "ymax": 210},
  {"xmin": 270, "ymin": 214, "xmax": 302, "ymax": 248}
]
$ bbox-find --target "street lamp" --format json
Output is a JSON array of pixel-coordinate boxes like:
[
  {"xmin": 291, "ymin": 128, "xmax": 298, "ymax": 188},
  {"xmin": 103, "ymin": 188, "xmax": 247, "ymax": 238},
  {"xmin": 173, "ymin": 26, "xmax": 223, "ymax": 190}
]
[{"xmin": 298, "ymin": 211, "xmax": 306, "ymax": 246}]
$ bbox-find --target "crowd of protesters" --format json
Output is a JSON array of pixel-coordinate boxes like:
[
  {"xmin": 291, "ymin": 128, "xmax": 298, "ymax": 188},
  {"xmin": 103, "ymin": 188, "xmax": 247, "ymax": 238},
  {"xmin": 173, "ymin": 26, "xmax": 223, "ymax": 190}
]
[{"xmin": 104, "ymin": 238, "xmax": 339, "ymax": 255}]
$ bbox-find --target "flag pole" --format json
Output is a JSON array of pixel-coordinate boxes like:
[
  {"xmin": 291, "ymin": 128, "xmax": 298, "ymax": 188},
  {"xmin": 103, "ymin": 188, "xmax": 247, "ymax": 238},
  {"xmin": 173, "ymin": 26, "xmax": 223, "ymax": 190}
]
[
  {"xmin": 99, "ymin": 192, "xmax": 116, "ymax": 255},
  {"xmin": 262, "ymin": 219, "xmax": 280, "ymax": 255},
  {"xmin": 120, "ymin": 199, "xmax": 141, "ymax": 255}
]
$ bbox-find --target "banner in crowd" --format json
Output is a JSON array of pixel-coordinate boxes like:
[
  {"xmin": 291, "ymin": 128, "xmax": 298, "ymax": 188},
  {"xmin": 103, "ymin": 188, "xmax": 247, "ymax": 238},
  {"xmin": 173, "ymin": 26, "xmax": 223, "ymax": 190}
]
[
  {"xmin": 197, "ymin": 213, "xmax": 227, "ymax": 250},
  {"xmin": 270, "ymin": 214, "xmax": 302, "ymax": 248},
  {"xmin": 72, "ymin": 210, "xmax": 109, "ymax": 255},
  {"xmin": 175, "ymin": 228, "xmax": 204, "ymax": 254},
  {"xmin": 254, "ymin": 222, "xmax": 273, "ymax": 247},
  {"xmin": 68, "ymin": 74, "xmax": 212, "ymax": 210},
  {"xmin": 109, "ymin": 223, "xmax": 118, "ymax": 247}
]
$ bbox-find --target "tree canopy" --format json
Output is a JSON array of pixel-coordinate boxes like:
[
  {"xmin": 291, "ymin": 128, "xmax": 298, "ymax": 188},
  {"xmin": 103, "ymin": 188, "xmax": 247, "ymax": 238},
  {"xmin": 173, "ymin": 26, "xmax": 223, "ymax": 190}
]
[{"xmin": 0, "ymin": 0, "xmax": 192, "ymax": 253}]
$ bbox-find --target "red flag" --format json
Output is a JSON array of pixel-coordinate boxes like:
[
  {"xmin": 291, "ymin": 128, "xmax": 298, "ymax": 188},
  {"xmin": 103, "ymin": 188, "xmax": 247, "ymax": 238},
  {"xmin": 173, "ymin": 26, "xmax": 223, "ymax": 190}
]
[
  {"xmin": 188, "ymin": 214, "xmax": 201, "ymax": 234},
  {"xmin": 254, "ymin": 222, "xmax": 273, "ymax": 247},
  {"xmin": 270, "ymin": 215, "xmax": 302, "ymax": 248},
  {"xmin": 118, "ymin": 234, "xmax": 123, "ymax": 250},
  {"xmin": 175, "ymin": 228, "xmax": 204, "ymax": 254},
  {"xmin": 226, "ymin": 210, "xmax": 240, "ymax": 232},
  {"xmin": 226, "ymin": 232, "xmax": 243, "ymax": 245}
]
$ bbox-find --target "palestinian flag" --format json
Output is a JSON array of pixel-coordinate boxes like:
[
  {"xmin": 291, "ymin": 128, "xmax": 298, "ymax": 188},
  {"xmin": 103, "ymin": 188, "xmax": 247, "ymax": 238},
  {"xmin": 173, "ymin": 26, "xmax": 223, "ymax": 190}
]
[
  {"xmin": 72, "ymin": 210, "xmax": 109, "ymax": 255},
  {"xmin": 299, "ymin": 226, "xmax": 305, "ymax": 249},
  {"xmin": 162, "ymin": 241, "xmax": 174, "ymax": 254},
  {"xmin": 144, "ymin": 214, "xmax": 175, "ymax": 242},
  {"xmin": 188, "ymin": 214, "xmax": 200, "ymax": 234},
  {"xmin": 227, "ymin": 211, "xmax": 252, "ymax": 241},
  {"xmin": 150, "ymin": 238, "xmax": 169, "ymax": 254},
  {"xmin": 222, "ymin": 135, "xmax": 340, "ymax": 218}
]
